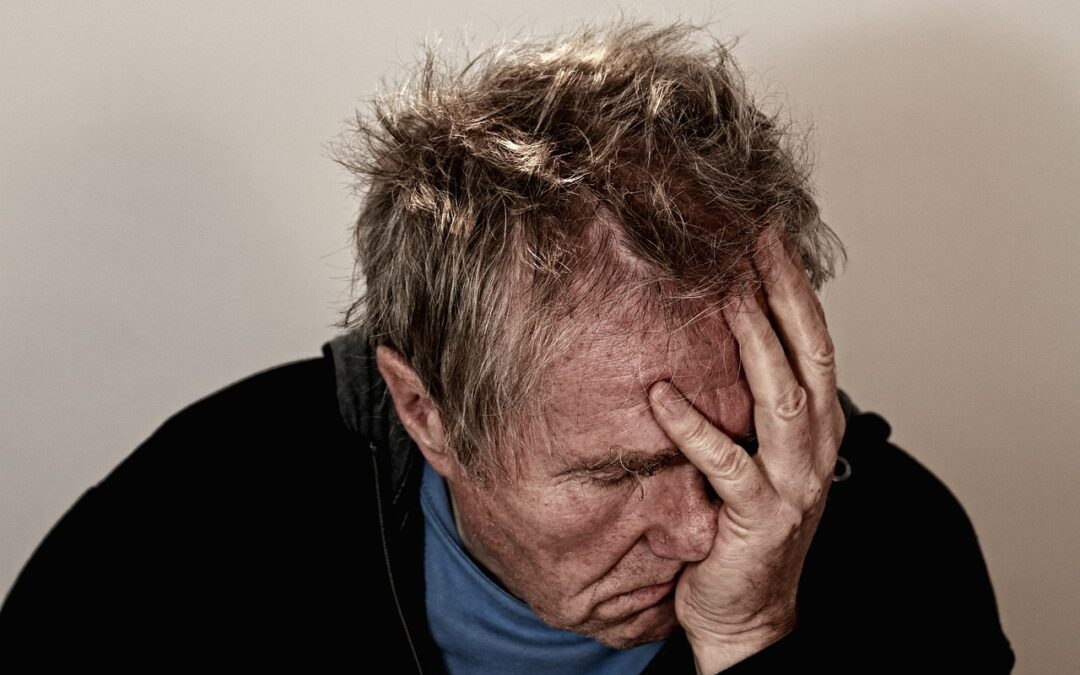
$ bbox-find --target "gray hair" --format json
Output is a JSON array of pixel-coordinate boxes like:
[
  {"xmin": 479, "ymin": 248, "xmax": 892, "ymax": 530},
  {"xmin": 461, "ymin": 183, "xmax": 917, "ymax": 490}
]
[{"xmin": 331, "ymin": 18, "xmax": 845, "ymax": 482}]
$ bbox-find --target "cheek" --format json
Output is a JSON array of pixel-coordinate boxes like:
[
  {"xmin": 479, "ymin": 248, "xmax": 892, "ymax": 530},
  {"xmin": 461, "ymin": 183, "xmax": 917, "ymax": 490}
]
[
  {"xmin": 518, "ymin": 484, "xmax": 642, "ymax": 563},
  {"xmin": 467, "ymin": 481, "xmax": 648, "ymax": 599}
]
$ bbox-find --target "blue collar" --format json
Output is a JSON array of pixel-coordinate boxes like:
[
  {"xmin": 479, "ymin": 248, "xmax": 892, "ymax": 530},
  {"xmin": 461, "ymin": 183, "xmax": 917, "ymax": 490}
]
[{"xmin": 419, "ymin": 460, "xmax": 664, "ymax": 674}]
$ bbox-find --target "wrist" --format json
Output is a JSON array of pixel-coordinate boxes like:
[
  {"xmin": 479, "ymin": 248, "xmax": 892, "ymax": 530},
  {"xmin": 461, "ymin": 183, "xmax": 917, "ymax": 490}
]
[{"xmin": 686, "ymin": 616, "xmax": 797, "ymax": 674}]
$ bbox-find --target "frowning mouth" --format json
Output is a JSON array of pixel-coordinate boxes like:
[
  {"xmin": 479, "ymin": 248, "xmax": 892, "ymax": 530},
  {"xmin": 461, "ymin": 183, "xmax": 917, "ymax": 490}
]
[{"xmin": 594, "ymin": 577, "xmax": 678, "ymax": 621}]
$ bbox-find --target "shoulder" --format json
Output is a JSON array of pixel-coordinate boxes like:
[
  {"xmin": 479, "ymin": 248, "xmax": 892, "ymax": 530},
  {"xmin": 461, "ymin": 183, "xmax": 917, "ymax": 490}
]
[
  {"xmin": 798, "ymin": 407, "xmax": 1015, "ymax": 671},
  {"xmin": 88, "ymin": 347, "xmax": 374, "ymax": 528},
  {"xmin": 0, "ymin": 348, "xmax": 382, "ymax": 666},
  {"xmin": 819, "ymin": 409, "xmax": 979, "ymax": 547},
  {"xmin": 134, "ymin": 352, "xmax": 340, "ymax": 449},
  {"xmin": 96, "ymin": 351, "xmax": 348, "ymax": 492},
  {"xmin": 809, "ymin": 406, "xmax": 985, "ymax": 573}
]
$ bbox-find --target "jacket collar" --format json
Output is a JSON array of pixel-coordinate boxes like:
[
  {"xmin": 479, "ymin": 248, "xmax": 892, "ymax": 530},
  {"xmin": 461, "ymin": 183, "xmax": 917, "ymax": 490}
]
[
  {"xmin": 325, "ymin": 331, "xmax": 423, "ymax": 530},
  {"xmin": 325, "ymin": 331, "xmax": 440, "ymax": 674}
]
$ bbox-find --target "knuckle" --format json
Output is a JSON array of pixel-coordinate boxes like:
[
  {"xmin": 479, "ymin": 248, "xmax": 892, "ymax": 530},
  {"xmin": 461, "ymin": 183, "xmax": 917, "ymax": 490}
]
[
  {"xmin": 713, "ymin": 441, "xmax": 749, "ymax": 479},
  {"xmin": 768, "ymin": 502, "xmax": 805, "ymax": 539},
  {"xmin": 808, "ymin": 334, "xmax": 836, "ymax": 374},
  {"xmin": 802, "ymin": 475, "xmax": 827, "ymax": 507},
  {"xmin": 775, "ymin": 385, "xmax": 808, "ymax": 421}
]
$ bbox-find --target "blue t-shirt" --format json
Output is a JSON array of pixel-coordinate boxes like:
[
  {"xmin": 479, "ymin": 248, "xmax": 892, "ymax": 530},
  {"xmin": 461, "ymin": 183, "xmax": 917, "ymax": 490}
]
[{"xmin": 420, "ymin": 460, "xmax": 664, "ymax": 674}]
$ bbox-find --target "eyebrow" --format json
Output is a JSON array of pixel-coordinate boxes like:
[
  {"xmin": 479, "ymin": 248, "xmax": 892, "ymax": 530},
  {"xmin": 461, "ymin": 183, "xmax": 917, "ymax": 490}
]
[
  {"xmin": 560, "ymin": 428, "xmax": 760, "ymax": 477},
  {"xmin": 559, "ymin": 445, "xmax": 686, "ymax": 477}
]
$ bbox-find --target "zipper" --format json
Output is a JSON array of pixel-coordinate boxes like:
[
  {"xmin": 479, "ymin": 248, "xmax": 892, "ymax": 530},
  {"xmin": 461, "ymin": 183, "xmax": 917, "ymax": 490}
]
[{"xmin": 371, "ymin": 443, "xmax": 425, "ymax": 674}]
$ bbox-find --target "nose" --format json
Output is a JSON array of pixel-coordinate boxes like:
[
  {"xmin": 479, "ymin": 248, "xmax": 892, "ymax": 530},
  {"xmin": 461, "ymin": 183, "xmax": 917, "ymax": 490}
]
[{"xmin": 640, "ymin": 461, "xmax": 718, "ymax": 562}]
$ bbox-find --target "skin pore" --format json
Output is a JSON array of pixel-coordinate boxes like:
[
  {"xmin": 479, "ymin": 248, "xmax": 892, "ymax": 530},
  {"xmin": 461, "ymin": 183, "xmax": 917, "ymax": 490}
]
[{"xmin": 436, "ymin": 304, "xmax": 755, "ymax": 649}]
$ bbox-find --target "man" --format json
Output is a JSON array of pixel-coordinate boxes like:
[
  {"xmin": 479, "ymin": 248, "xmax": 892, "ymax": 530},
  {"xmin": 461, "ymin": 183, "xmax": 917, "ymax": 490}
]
[{"xmin": 1, "ymin": 20, "xmax": 1013, "ymax": 673}]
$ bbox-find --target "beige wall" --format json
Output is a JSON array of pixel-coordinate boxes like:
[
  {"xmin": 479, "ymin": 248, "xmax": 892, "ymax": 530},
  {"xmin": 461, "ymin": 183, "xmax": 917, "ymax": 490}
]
[{"xmin": 2, "ymin": 2, "xmax": 1076, "ymax": 672}]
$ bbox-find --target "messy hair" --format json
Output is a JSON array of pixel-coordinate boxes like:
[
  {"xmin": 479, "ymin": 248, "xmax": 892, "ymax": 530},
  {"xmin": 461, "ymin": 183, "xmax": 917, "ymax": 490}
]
[{"xmin": 332, "ymin": 18, "xmax": 845, "ymax": 482}]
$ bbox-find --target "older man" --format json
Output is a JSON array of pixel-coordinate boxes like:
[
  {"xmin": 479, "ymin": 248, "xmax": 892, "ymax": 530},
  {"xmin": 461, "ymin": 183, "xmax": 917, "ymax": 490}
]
[{"xmin": 0, "ymin": 20, "xmax": 1013, "ymax": 673}]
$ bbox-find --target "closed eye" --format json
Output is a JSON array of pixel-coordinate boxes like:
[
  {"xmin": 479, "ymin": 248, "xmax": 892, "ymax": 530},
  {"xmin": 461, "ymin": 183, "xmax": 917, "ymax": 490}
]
[
  {"xmin": 588, "ymin": 473, "xmax": 636, "ymax": 490},
  {"xmin": 585, "ymin": 462, "xmax": 667, "ymax": 492},
  {"xmin": 561, "ymin": 445, "xmax": 686, "ymax": 495}
]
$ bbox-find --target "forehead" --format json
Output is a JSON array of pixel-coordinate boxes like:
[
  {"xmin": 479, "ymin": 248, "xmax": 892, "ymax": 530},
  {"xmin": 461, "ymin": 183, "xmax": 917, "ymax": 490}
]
[
  {"xmin": 529, "ymin": 304, "xmax": 748, "ymax": 470},
  {"xmin": 553, "ymin": 311, "xmax": 734, "ymax": 399}
]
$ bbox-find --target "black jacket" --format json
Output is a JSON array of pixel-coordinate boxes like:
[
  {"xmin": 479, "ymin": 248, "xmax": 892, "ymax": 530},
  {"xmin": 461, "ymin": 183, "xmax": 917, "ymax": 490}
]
[{"xmin": 0, "ymin": 332, "xmax": 1015, "ymax": 673}]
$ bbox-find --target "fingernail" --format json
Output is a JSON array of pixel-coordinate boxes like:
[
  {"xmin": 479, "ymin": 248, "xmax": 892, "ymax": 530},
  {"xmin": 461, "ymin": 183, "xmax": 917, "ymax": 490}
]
[
  {"xmin": 721, "ymin": 295, "xmax": 750, "ymax": 329},
  {"xmin": 754, "ymin": 225, "xmax": 781, "ymax": 261},
  {"xmin": 769, "ymin": 227, "xmax": 787, "ymax": 254},
  {"xmin": 745, "ymin": 290, "xmax": 761, "ymax": 310},
  {"xmin": 732, "ymin": 291, "xmax": 760, "ymax": 315},
  {"xmin": 649, "ymin": 381, "xmax": 683, "ymax": 414}
]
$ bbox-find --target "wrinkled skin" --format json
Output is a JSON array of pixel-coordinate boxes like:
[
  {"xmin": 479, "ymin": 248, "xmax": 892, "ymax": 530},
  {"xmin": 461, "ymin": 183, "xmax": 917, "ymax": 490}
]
[
  {"xmin": 447, "ymin": 308, "xmax": 753, "ymax": 648},
  {"xmin": 386, "ymin": 227, "xmax": 843, "ymax": 669},
  {"xmin": 651, "ymin": 230, "xmax": 844, "ymax": 672}
]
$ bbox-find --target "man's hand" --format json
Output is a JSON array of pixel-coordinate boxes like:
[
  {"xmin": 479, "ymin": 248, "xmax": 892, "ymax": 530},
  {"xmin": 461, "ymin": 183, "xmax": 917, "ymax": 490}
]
[{"xmin": 648, "ymin": 228, "xmax": 845, "ymax": 674}]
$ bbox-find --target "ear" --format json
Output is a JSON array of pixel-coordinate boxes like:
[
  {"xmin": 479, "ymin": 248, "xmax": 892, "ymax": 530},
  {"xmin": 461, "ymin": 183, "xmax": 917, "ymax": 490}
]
[{"xmin": 375, "ymin": 345, "xmax": 457, "ymax": 479}]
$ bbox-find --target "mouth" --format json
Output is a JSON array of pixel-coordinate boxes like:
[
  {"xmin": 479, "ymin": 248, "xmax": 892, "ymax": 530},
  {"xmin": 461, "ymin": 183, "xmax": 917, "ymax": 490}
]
[{"xmin": 592, "ymin": 577, "xmax": 678, "ymax": 621}]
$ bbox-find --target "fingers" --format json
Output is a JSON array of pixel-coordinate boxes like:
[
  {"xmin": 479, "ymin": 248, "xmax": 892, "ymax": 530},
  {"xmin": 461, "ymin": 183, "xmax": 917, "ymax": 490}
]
[
  {"xmin": 749, "ymin": 229, "xmax": 843, "ymax": 476},
  {"xmin": 722, "ymin": 291, "xmax": 816, "ymax": 484},
  {"xmin": 649, "ymin": 381, "xmax": 779, "ymax": 523},
  {"xmin": 753, "ymin": 232, "xmax": 838, "ymax": 413}
]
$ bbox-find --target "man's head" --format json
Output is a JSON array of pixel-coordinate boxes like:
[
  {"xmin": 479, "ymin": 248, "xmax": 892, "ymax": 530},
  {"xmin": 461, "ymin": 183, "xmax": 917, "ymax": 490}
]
[{"xmin": 334, "ymin": 19, "xmax": 843, "ymax": 647}]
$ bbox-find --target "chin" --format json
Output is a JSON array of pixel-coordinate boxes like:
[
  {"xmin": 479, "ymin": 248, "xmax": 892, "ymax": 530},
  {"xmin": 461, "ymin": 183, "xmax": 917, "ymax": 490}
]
[{"xmin": 587, "ymin": 598, "xmax": 680, "ymax": 650}]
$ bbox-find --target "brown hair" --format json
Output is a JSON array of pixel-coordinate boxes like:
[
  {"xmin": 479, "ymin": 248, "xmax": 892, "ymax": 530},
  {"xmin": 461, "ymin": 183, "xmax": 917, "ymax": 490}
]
[{"xmin": 331, "ymin": 18, "xmax": 845, "ymax": 481}]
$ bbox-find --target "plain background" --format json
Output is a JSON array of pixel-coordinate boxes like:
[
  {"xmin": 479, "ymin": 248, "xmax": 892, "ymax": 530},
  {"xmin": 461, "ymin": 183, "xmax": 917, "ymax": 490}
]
[{"xmin": 2, "ymin": 1, "xmax": 1077, "ymax": 672}]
